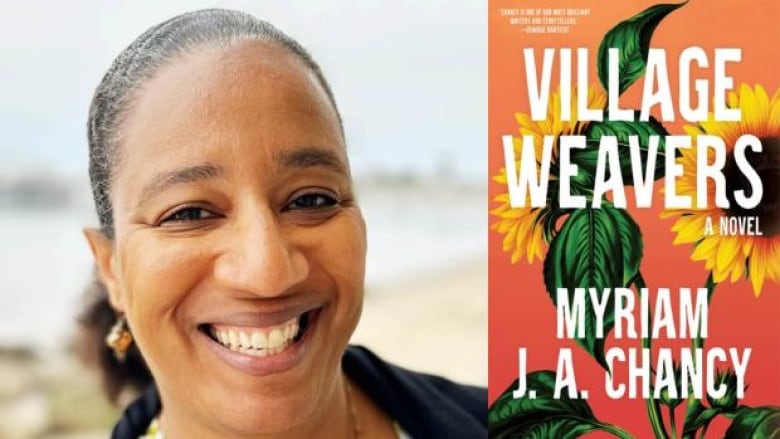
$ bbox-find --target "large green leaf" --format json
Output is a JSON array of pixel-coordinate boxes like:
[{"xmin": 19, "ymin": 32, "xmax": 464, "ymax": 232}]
[
  {"xmin": 489, "ymin": 371, "xmax": 618, "ymax": 438},
  {"xmin": 597, "ymin": 2, "xmax": 686, "ymax": 96},
  {"xmin": 571, "ymin": 113, "xmax": 669, "ymax": 188},
  {"xmin": 543, "ymin": 206, "xmax": 642, "ymax": 370},
  {"xmin": 724, "ymin": 406, "xmax": 780, "ymax": 438}
]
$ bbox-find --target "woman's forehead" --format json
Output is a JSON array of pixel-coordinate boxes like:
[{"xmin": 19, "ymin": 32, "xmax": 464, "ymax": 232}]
[
  {"xmin": 115, "ymin": 40, "xmax": 344, "ymax": 171},
  {"xmin": 126, "ymin": 40, "xmax": 338, "ymax": 131},
  {"xmin": 107, "ymin": 40, "xmax": 347, "ymax": 206}
]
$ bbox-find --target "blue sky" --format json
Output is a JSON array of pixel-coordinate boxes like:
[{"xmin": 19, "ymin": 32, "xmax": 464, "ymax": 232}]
[{"xmin": 0, "ymin": 0, "xmax": 486, "ymax": 181}]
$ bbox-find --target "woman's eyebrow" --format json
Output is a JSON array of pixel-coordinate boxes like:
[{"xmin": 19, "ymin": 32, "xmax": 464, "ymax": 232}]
[
  {"xmin": 136, "ymin": 163, "xmax": 224, "ymax": 209},
  {"xmin": 276, "ymin": 147, "xmax": 348, "ymax": 175}
]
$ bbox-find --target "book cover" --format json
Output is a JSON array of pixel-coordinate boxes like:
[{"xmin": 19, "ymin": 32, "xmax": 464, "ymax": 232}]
[{"xmin": 488, "ymin": 1, "xmax": 779, "ymax": 437}]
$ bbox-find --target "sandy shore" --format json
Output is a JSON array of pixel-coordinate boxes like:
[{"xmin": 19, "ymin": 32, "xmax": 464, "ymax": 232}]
[{"xmin": 350, "ymin": 258, "xmax": 487, "ymax": 387}]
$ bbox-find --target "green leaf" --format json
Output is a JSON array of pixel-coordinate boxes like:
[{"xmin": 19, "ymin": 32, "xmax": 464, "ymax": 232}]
[
  {"xmin": 724, "ymin": 406, "xmax": 780, "ymax": 438},
  {"xmin": 536, "ymin": 180, "xmax": 567, "ymax": 242},
  {"xmin": 571, "ymin": 112, "xmax": 669, "ymax": 188},
  {"xmin": 543, "ymin": 206, "xmax": 642, "ymax": 370},
  {"xmin": 681, "ymin": 398, "xmax": 721, "ymax": 435},
  {"xmin": 597, "ymin": 2, "xmax": 686, "ymax": 96},
  {"xmin": 489, "ymin": 371, "xmax": 619, "ymax": 438}
]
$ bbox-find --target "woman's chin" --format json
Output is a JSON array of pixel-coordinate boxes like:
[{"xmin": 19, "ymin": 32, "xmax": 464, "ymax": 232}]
[{"xmin": 199, "ymin": 391, "xmax": 320, "ymax": 436}]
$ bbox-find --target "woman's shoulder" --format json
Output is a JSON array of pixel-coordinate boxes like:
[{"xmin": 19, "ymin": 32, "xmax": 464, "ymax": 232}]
[{"xmin": 344, "ymin": 345, "xmax": 487, "ymax": 439}]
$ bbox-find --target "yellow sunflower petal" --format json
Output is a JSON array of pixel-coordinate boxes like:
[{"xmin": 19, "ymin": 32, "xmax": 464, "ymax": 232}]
[
  {"xmin": 530, "ymin": 226, "xmax": 545, "ymax": 262},
  {"xmin": 704, "ymin": 255, "xmax": 716, "ymax": 271},
  {"xmin": 728, "ymin": 90, "xmax": 739, "ymax": 109},
  {"xmin": 683, "ymin": 125, "xmax": 703, "ymax": 137},
  {"xmin": 691, "ymin": 236, "xmax": 720, "ymax": 262},
  {"xmin": 511, "ymin": 246, "xmax": 521, "ymax": 264},
  {"xmin": 765, "ymin": 241, "xmax": 780, "ymax": 282},
  {"xmin": 551, "ymin": 92, "xmax": 562, "ymax": 135},
  {"xmin": 739, "ymin": 83, "xmax": 761, "ymax": 134},
  {"xmin": 671, "ymin": 215, "xmax": 695, "ymax": 232},
  {"xmin": 493, "ymin": 193, "xmax": 510, "ymax": 203},
  {"xmin": 492, "ymin": 205, "xmax": 507, "ymax": 216},
  {"xmin": 518, "ymin": 127, "xmax": 539, "ymax": 139},
  {"xmin": 730, "ymin": 253, "xmax": 746, "ymax": 282},
  {"xmin": 748, "ymin": 242, "xmax": 768, "ymax": 297},
  {"xmin": 673, "ymin": 215, "xmax": 707, "ymax": 245},
  {"xmin": 500, "ymin": 207, "xmax": 532, "ymax": 220},
  {"xmin": 699, "ymin": 118, "xmax": 736, "ymax": 141},
  {"xmin": 769, "ymin": 90, "xmax": 780, "ymax": 133},
  {"xmin": 742, "ymin": 236, "xmax": 754, "ymax": 256},
  {"xmin": 516, "ymin": 113, "xmax": 536, "ymax": 131},
  {"xmin": 496, "ymin": 219, "xmax": 512, "ymax": 234},
  {"xmin": 713, "ymin": 269, "xmax": 729, "ymax": 283},
  {"xmin": 503, "ymin": 225, "xmax": 518, "ymax": 251},
  {"xmin": 715, "ymin": 236, "xmax": 740, "ymax": 275},
  {"xmin": 514, "ymin": 218, "xmax": 531, "ymax": 252},
  {"xmin": 526, "ymin": 229, "xmax": 539, "ymax": 263}
]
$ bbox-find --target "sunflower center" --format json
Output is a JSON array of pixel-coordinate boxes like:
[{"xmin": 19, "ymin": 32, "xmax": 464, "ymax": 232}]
[{"xmin": 723, "ymin": 136, "xmax": 780, "ymax": 236}]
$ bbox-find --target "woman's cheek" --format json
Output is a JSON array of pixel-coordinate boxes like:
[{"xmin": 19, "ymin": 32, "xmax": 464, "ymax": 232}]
[
  {"xmin": 117, "ymin": 233, "xmax": 211, "ymax": 320},
  {"xmin": 313, "ymin": 210, "xmax": 365, "ymax": 263},
  {"xmin": 322, "ymin": 212, "xmax": 367, "ymax": 302}
]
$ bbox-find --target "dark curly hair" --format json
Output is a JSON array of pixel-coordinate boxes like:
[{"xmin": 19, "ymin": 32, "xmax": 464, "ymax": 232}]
[{"xmin": 78, "ymin": 8, "xmax": 342, "ymax": 404}]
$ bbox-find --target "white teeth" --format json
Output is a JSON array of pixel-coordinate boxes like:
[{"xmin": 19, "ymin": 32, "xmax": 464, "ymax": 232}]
[
  {"xmin": 211, "ymin": 314, "xmax": 305, "ymax": 357},
  {"xmin": 251, "ymin": 331, "xmax": 267, "ymax": 349},
  {"xmin": 268, "ymin": 329, "xmax": 284, "ymax": 349},
  {"xmin": 239, "ymin": 332, "xmax": 250, "ymax": 348}
]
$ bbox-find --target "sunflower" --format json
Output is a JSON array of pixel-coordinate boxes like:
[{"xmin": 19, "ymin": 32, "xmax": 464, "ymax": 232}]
[
  {"xmin": 491, "ymin": 86, "xmax": 606, "ymax": 263},
  {"xmin": 662, "ymin": 84, "xmax": 779, "ymax": 296}
]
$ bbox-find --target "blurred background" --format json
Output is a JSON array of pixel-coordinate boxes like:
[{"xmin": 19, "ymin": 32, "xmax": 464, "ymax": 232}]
[{"xmin": 0, "ymin": 0, "xmax": 486, "ymax": 437}]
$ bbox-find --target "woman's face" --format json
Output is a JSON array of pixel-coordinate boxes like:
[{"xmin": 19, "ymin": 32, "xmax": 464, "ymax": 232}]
[{"xmin": 86, "ymin": 41, "xmax": 366, "ymax": 435}]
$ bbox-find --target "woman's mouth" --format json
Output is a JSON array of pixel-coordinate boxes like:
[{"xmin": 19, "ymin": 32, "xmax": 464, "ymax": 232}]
[{"xmin": 199, "ymin": 309, "xmax": 318, "ymax": 358}]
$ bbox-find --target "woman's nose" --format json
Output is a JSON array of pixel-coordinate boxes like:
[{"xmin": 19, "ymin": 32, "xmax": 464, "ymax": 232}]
[{"xmin": 213, "ymin": 213, "xmax": 309, "ymax": 298}]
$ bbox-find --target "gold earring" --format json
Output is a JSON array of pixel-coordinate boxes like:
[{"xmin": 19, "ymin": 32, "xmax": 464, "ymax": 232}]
[{"xmin": 105, "ymin": 314, "xmax": 133, "ymax": 362}]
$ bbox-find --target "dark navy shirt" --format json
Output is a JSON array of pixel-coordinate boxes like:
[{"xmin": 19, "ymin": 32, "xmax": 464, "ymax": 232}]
[{"xmin": 112, "ymin": 345, "xmax": 487, "ymax": 438}]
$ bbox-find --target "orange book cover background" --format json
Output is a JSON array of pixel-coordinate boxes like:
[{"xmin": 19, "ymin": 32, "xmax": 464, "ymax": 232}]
[{"xmin": 488, "ymin": 0, "xmax": 779, "ymax": 437}]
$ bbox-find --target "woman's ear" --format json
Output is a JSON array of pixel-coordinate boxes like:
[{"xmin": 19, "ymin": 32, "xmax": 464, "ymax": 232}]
[{"xmin": 83, "ymin": 228, "xmax": 124, "ymax": 312}]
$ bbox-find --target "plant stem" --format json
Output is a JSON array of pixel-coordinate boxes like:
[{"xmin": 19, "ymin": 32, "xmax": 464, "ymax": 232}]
[
  {"xmin": 634, "ymin": 273, "xmax": 670, "ymax": 439},
  {"xmin": 600, "ymin": 423, "xmax": 636, "ymax": 439},
  {"xmin": 683, "ymin": 274, "xmax": 717, "ymax": 438},
  {"xmin": 691, "ymin": 273, "xmax": 716, "ymax": 354},
  {"xmin": 669, "ymin": 406, "xmax": 678, "ymax": 438}
]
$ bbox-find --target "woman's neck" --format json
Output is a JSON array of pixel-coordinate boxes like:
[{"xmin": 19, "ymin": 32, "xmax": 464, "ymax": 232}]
[{"xmin": 157, "ymin": 373, "xmax": 358, "ymax": 439}]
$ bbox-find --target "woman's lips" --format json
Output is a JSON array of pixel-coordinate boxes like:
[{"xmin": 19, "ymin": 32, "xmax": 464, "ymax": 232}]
[{"xmin": 198, "ymin": 308, "xmax": 320, "ymax": 375}]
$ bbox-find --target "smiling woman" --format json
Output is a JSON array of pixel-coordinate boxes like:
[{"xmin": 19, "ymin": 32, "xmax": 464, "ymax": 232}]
[{"xmin": 76, "ymin": 8, "xmax": 485, "ymax": 439}]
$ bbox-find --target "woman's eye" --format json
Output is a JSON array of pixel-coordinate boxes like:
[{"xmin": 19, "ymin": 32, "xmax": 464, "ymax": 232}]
[
  {"xmin": 286, "ymin": 193, "xmax": 338, "ymax": 211},
  {"xmin": 160, "ymin": 207, "xmax": 218, "ymax": 224}
]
